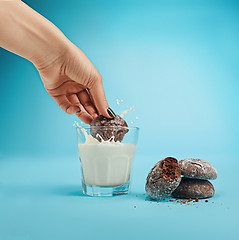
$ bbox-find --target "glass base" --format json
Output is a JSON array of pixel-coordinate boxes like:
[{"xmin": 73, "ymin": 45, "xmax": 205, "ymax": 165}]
[{"xmin": 82, "ymin": 181, "xmax": 130, "ymax": 197}]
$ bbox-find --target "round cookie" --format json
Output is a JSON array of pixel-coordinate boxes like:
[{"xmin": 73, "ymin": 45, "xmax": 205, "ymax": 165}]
[
  {"xmin": 172, "ymin": 177, "xmax": 215, "ymax": 199},
  {"xmin": 145, "ymin": 157, "xmax": 181, "ymax": 201},
  {"xmin": 90, "ymin": 115, "xmax": 128, "ymax": 142},
  {"xmin": 179, "ymin": 158, "xmax": 217, "ymax": 180}
]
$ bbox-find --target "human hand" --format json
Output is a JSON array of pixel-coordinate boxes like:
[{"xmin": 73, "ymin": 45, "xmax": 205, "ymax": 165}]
[{"xmin": 35, "ymin": 43, "xmax": 112, "ymax": 124}]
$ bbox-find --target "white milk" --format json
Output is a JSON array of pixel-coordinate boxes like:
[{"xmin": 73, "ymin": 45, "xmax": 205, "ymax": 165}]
[{"xmin": 78, "ymin": 135, "xmax": 137, "ymax": 187}]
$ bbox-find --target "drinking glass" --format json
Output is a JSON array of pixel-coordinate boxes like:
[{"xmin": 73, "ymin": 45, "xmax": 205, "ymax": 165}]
[{"xmin": 76, "ymin": 126, "xmax": 139, "ymax": 196}]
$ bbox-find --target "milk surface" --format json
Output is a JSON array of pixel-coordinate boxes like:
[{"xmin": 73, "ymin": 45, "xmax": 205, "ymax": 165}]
[{"xmin": 78, "ymin": 135, "xmax": 137, "ymax": 186}]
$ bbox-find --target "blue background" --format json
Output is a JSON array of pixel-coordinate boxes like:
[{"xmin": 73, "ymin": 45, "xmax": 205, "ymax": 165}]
[{"xmin": 0, "ymin": 0, "xmax": 239, "ymax": 239}]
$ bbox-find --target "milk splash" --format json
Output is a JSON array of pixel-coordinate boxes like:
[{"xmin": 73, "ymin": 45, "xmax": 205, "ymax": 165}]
[
  {"xmin": 116, "ymin": 99, "xmax": 138, "ymax": 123},
  {"xmin": 73, "ymin": 98, "xmax": 138, "ymax": 143},
  {"xmin": 73, "ymin": 121, "xmax": 120, "ymax": 145},
  {"xmin": 120, "ymin": 106, "xmax": 135, "ymax": 118}
]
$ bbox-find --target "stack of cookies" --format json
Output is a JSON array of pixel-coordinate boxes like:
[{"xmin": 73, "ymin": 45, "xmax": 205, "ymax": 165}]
[
  {"xmin": 172, "ymin": 158, "xmax": 217, "ymax": 199},
  {"xmin": 145, "ymin": 157, "xmax": 217, "ymax": 201}
]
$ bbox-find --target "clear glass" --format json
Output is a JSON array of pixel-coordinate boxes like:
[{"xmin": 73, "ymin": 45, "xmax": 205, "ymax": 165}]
[{"xmin": 76, "ymin": 126, "xmax": 139, "ymax": 196}]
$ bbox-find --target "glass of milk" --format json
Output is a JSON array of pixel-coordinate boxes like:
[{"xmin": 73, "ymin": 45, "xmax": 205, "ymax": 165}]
[{"xmin": 76, "ymin": 126, "xmax": 139, "ymax": 196}]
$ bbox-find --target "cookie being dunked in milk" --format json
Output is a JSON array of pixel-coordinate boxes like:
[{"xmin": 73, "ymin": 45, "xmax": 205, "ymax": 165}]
[{"xmin": 90, "ymin": 115, "xmax": 128, "ymax": 142}]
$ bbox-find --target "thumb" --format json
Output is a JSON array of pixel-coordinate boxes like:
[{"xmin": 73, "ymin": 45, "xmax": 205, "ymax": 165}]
[{"xmin": 88, "ymin": 70, "xmax": 116, "ymax": 118}]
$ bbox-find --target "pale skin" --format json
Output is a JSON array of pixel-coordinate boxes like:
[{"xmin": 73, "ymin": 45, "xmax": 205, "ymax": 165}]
[{"xmin": 0, "ymin": 0, "xmax": 114, "ymax": 124}]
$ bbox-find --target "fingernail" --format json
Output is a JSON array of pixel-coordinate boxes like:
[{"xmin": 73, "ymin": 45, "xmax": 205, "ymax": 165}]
[
  {"xmin": 107, "ymin": 107, "xmax": 116, "ymax": 118},
  {"xmin": 76, "ymin": 109, "xmax": 81, "ymax": 114}
]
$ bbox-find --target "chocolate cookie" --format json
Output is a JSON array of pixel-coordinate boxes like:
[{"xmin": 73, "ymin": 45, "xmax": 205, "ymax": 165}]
[
  {"xmin": 145, "ymin": 157, "xmax": 181, "ymax": 200},
  {"xmin": 90, "ymin": 115, "xmax": 128, "ymax": 142},
  {"xmin": 172, "ymin": 177, "xmax": 215, "ymax": 199},
  {"xmin": 179, "ymin": 158, "xmax": 217, "ymax": 180}
]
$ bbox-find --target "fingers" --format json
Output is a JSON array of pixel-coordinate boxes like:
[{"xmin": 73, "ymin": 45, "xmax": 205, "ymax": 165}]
[
  {"xmin": 67, "ymin": 91, "xmax": 98, "ymax": 120},
  {"xmin": 77, "ymin": 90, "xmax": 98, "ymax": 119},
  {"xmin": 75, "ymin": 105, "xmax": 93, "ymax": 124},
  {"xmin": 53, "ymin": 95, "xmax": 80, "ymax": 114},
  {"xmin": 66, "ymin": 94, "xmax": 80, "ymax": 106},
  {"xmin": 53, "ymin": 94, "xmax": 93, "ymax": 124},
  {"xmin": 67, "ymin": 94, "xmax": 93, "ymax": 124}
]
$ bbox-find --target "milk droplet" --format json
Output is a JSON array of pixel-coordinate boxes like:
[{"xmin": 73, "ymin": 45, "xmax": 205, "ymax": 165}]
[{"xmin": 120, "ymin": 106, "xmax": 135, "ymax": 118}]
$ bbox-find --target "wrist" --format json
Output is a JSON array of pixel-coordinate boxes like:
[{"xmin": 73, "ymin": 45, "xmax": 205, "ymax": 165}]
[{"xmin": 31, "ymin": 35, "xmax": 70, "ymax": 71}]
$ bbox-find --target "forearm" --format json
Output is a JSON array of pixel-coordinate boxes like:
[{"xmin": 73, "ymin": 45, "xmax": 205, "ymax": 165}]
[{"xmin": 0, "ymin": 0, "xmax": 70, "ymax": 68}]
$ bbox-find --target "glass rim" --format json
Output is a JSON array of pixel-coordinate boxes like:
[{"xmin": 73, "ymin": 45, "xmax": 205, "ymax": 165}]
[{"xmin": 76, "ymin": 126, "xmax": 139, "ymax": 130}]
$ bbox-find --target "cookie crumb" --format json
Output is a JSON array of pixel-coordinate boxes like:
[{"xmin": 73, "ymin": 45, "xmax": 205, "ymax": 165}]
[
  {"xmin": 134, "ymin": 206, "xmax": 136, "ymax": 208},
  {"xmin": 205, "ymin": 200, "xmax": 208, "ymax": 202},
  {"xmin": 195, "ymin": 198, "xmax": 199, "ymax": 202}
]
